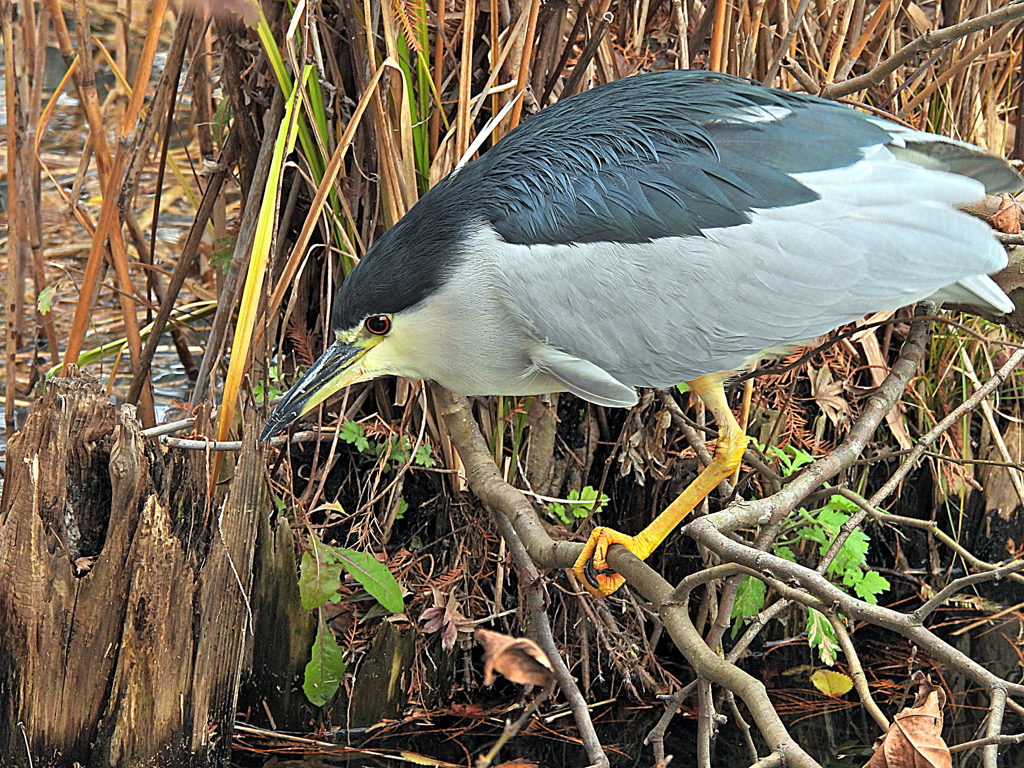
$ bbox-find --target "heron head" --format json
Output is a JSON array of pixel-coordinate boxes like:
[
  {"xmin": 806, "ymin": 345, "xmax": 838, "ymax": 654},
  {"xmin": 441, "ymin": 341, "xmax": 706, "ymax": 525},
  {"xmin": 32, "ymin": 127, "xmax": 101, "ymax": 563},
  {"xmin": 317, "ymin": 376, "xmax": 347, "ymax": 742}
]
[{"xmin": 260, "ymin": 192, "xmax": 475, "ymax": 441}]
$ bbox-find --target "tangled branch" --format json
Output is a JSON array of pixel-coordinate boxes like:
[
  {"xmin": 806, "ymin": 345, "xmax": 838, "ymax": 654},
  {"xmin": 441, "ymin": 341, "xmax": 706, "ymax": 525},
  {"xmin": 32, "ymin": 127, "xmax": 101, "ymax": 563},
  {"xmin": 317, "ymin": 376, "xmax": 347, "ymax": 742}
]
[{"xmin": 433, "ymin": 303, "xmax": 1024, "ymax": 766}]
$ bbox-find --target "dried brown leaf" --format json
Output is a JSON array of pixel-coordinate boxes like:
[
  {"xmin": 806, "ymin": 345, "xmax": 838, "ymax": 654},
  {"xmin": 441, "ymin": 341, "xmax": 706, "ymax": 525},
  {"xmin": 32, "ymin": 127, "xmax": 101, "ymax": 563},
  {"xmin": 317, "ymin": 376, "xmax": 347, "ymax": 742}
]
[
  {"xmin": 853, "ymin": 316, "xmax": 913, "ymax": 450},
  {"xmin": 476, "ymin": 628, "xmax": 555, "ymax": 687},
  {"xmin": 808, "ymin": 363, "xmax": 850, "ymax": 428},
  {"xmin": 988, "ymin": 195, "xmax": 1022, "ymax": 235},
  {"xmin": 865, "ymin": 682, "xmax": 950, "ymax": 768},
  {"xmin": 420, "ymin": 588, "xmax": 471, "ymax": 652}
]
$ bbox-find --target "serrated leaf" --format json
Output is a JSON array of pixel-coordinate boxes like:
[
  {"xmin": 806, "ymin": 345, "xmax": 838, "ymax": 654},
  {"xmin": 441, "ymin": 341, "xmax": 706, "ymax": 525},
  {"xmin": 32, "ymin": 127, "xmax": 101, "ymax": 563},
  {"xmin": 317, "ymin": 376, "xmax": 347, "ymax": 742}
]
[
  {"xmin": 340, "ymin": 421, "xmax": 370, "ymax": 453},
  {"xmin": 853, "ymin": 570, "xmax": 889, "ymax": 604},
  {"xmin": 814, "ymin": 508, "xmax": 850, "ymax": 537},
  {"xmin": 822, "ymin": 494, "xmax": 858, "ymax": 513},
  {"xmin": 842, "ymin": 566, "xmax": 861, "ymax": 587},
  {"xmin": 806, "ymin": 609, "xmax": 840, "ymax": 667},
  {"xmin": 303, "ymin": 615, "xmax": 346, "ymax": 706},
  {"xmin": 731, "ymin": 576, "xmax": 767, "ymax": 627},
  {"xmin": 333, "ymin": 547, "xmax": 404, "ymax": 612},
  {"xmin": 826, "ymin": 529, "xmax": 869, "ymax": 576},
  {"xmin": 37, "ymin": 284, "xmax": 56, "ymax": 314},
  {"xmin": 298, "ymin": 551, "xmax": 345, "ymax": 610},
  {"xmin": 774, "ymin": 544, "xmax": 797, "ymax": 562},
  {"xmin": 547, "ymin": 502, "xmax": 569, "ymax": 524},
  {"xmin": 414, "ymin": 445, "xmax": 436, "ymax": 468},
  {"xmin": 811, "ymin": 669, "xmax": 854, "ymax": 697},
  {"xmin": 796, "ymin": 519, "xmax": 829, "ymax": 546}
]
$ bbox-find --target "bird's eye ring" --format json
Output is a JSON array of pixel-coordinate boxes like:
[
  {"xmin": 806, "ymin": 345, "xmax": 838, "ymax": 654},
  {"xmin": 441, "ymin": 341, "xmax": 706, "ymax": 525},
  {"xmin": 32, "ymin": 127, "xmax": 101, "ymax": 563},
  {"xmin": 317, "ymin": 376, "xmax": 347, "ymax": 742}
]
[{"xmin": 365, "ymin": 315, "xmax": 391, "ymax": 335}]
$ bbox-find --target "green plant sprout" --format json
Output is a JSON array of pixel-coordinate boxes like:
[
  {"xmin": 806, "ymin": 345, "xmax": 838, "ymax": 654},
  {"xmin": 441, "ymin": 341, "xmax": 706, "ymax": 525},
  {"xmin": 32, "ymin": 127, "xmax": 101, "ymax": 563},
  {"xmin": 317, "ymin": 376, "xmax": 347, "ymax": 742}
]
[
  {"xmin": 731, "ymin": 445, "xmax": 890, "ymax": 666},
  {"xmin": 253, "ymin": 364, "xmax": 288, "ymax": 406},
  {"xmin": 339, "ymin": 420, "xmax": 436, "ymax": 469},
  {"xmin": 545, "ymin": 486, "xmax": 609, "ymax": 526}
]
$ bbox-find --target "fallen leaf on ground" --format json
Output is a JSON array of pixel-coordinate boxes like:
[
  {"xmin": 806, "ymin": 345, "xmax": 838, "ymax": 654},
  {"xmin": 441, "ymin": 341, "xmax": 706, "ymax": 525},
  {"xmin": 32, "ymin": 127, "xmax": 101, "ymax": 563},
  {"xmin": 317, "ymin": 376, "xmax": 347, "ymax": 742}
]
[
  {"xmin": 864, "ymin": 681, "xmax": 950, "ymax": 768},
  {"xmin": 811, "ymin": 669, "xmax": 853, "ymax": 697},
  {"xmin": 476, "ymin": 628, "xmax": 554, "ymax": 687}
]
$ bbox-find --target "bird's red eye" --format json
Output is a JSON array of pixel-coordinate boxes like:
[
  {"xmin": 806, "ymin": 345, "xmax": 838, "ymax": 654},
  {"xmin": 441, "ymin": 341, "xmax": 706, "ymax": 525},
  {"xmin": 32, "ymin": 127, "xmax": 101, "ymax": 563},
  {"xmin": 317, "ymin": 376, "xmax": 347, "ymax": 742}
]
[{"xmin": 365, "ymin": 315, "xmax": 391, "ymax": 335}]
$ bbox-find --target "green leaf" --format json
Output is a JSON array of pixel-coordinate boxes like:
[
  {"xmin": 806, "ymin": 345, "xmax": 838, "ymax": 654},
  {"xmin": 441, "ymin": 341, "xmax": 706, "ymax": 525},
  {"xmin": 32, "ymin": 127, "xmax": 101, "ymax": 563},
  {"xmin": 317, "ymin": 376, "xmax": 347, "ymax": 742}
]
[
  {"xmin": 806, "ymin": 609, "xmax": 840, "ymax": 667},
  {"xmin": 414, "ymin": 444, "xmax": 436, "ymax": 468},
  {"xmin": 842, "ymin": 566, "xmax": 862, "ymax": 588},
  {"xmin": 828, "ymin": 530, "xmax": 869, "ymax": 574},
  {"xmin": 394, "ymin": 496, "xmax": 409, "ymax": 521},
  {"xmin": 303, "ymin": 615, "xmax": 346, "ymax": 706},
  {"xmin": 298, "ymin": 551, "xmax": 344, "ymax": 610},
  {"xmin": 382, "ymin": 434, "xmax": 411, "ymax": 463},
  {"xmin": 545, "ymin": 486, "xmax": 608, "ymax": 524},
  {"xmin": 822, "ymin": 494, "xmax": 858, "ymax": 514},
  {"xmin": 731, "ymin": 576, "xmax": 767, "ymax": 629},
  {"xmin": 766, "ymin": 445, "xmax": 815, "ymax": 476},
  {"xmin": 210, "ymin": 235, "xmax": 235, "ymax": 272},
  {"xmin": 799, "ymin": 508, "xmax": 869, "ymax": 577},
  {"xmin": 813, "ymin": 509, "xmax": 849, "ymax": 537},
  {"xmin": 340, "ymin": 421, "xmax": 370, "ymax": 453},
  {"xmin": 853, "ymin": 570, "xmax": 889, "ymax": 604},
  {"xmin": 37, "ymin": 284, "xmax": 56, "ymax": 314},
  {"xmin": 332, "ymin": 547, "xmax": 404, "ymax": 612},
  {"xmin": 547, "ymin": 502, "xmax": 570, "ymax": 525},
  {"xmin": 774, "ymin": 545, "xmax": 797, "ymax": 562}
]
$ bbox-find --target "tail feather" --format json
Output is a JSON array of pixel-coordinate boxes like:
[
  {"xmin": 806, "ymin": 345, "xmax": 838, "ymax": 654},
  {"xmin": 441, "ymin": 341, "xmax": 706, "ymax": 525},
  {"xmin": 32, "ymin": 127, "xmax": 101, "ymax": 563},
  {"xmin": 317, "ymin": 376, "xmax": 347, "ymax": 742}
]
[
  {"xmin": 930, "ymin": 274, "xmax": 1014, "ymax": 314},
  {"xmin": 870, "ymin": 119, "xmax": 1024, "ymax": 195},
  {"xmin": 891, "ymin": 141, "xmax": 1023, "ymax": 196}
]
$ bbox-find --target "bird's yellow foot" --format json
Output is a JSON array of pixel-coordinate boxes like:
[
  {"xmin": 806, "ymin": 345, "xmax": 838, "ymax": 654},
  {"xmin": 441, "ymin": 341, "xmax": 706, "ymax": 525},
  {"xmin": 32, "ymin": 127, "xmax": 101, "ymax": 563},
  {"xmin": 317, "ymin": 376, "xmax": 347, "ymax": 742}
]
[{"xmin": 572, "ymin": 526, "xmax": 642, "ymax": 597}]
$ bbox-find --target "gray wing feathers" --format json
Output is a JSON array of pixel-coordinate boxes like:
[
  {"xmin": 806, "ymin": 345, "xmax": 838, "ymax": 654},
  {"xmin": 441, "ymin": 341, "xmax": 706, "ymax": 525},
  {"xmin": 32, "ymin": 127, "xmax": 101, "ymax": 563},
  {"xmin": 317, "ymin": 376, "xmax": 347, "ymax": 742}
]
[
  {"xmin": 931, "ymin": 275, "xmax": 1013, "ymax": 313},
  {"xmin": 529, "ymin": 347, "xmax": 640, "ymax": 406},
  {"xmin": 495, "ymin": 149, "xmax": 1012, "ymax": 388}
]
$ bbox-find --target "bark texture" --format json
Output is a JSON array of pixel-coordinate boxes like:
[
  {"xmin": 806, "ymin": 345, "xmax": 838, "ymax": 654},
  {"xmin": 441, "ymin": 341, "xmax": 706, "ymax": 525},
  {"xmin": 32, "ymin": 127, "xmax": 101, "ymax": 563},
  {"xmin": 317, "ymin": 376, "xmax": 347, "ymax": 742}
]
[{"xmin": 0, "ymin": 372, "xmax": 306, "ymax": 767}]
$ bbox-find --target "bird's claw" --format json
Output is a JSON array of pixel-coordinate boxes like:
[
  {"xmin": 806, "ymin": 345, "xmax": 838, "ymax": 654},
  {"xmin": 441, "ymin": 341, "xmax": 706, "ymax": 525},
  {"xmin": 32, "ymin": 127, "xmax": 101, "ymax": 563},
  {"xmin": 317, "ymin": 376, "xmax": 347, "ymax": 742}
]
[
  {"xmin": 582, "ymin": 558, "xmax": 618, "ymax": 590},
  {"xmin": 572, "ymin": 526, "xmax": 636, "ymax": 598}
]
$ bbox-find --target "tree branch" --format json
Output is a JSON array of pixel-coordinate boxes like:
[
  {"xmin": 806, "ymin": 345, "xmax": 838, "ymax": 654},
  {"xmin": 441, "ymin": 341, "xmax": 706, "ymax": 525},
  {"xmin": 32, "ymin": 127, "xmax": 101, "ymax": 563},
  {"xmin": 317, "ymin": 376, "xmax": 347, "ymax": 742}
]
[{"xmin": 821, "ymin": 2, "xmax": 1024, "ymax": 100}]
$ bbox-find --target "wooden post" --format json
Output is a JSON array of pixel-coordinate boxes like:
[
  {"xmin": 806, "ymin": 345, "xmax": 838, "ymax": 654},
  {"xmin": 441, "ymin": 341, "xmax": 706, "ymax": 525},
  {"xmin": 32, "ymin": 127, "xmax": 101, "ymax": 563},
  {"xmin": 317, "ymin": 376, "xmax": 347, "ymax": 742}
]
[{"xmin": 0, "ymin": 372, "xmax": 308, "ymax": 767}]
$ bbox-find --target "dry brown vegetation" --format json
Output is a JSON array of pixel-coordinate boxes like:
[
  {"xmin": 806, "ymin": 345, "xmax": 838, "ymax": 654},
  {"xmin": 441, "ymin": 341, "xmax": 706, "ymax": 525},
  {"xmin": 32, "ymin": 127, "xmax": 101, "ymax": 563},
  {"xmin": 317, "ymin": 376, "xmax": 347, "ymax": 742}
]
[{"xmin": 4, "ymin": 0, "xmax": 1024, "ymax": 765}]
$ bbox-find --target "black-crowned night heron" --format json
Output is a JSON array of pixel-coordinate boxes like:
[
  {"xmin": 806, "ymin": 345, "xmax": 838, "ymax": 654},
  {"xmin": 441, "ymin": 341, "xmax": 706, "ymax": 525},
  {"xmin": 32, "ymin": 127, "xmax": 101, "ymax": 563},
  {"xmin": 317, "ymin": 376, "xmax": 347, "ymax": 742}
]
[{"xmin": 262, "ymin": 71, "xmax": 1021, "ymax": 597}]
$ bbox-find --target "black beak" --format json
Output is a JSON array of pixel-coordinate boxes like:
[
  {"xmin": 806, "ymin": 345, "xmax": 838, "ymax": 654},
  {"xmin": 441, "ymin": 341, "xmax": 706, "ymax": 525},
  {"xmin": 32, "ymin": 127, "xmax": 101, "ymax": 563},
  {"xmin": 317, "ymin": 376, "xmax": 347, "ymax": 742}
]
[{"xmin": 260, "ymin": 340, "xmax": 364, "ymax": 441}]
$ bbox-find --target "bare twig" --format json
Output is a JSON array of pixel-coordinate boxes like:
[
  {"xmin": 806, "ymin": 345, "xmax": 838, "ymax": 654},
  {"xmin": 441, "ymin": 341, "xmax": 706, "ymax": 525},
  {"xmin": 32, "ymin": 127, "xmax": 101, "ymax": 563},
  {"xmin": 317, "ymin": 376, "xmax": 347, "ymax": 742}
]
[
  {"xmin": 486, "ymin": 491, "xmax": 610, "ymax": 768},
  {"xmin": 950, "ymin": 732, "xmax": 1024, "ymax": 753},
  {"xmin": 824, "ymin": 612, "xmax": 889, "ymax": 730},
  {"xmin": 434, "ymin": 304, "xmax": 1024, "ymax": 765},
  {"xmin": 763, "ymin": 0, "xmax": 814, "ymax": 82},
  {"xmin": 696, "ymin": 677, "xmax": 715, "ymax": 768},
  {"xmin": 983, "ymin": 686, "xmax": 1008, "ymax": 768},
  {"xmin": 838, "ymin": 488, "xmax": 1024, "ymax": 589},
  {"xmin": 866, "ymin": 346, "xmax": 1024, "ymax": 509},
  {"xmin": 821, "ymin": 2, "xmax": 1024, "ymax": 100},
  {"xmin": 663, "ymin": 567, "xmax": 821, "ymax": 768},
  {"xmin": 725, "ymin": 690, "xmax": 759, "ymax": 765},
  {"xmin": 913, "ymin": 561, "xmax": 1024, "ymax": 621},
  {"xmin": 476, "ymin": 678, "xmax": 558, "ymax": 768}
]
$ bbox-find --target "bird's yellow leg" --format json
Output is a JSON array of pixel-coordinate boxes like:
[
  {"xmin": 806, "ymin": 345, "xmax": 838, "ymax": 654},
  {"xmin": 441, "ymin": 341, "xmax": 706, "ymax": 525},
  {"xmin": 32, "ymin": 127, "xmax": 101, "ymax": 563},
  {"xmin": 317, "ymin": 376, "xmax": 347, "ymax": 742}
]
[{"xmin": 572, "ymin": 374, "xmax": 747, "ymax": 597}]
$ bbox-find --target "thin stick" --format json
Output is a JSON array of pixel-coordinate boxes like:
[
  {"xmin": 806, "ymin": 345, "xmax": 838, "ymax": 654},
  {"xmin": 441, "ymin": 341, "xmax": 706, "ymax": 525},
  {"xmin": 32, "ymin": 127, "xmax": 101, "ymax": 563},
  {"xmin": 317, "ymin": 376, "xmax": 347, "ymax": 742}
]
[
  {"xmin": 822, "ymin": 1, "xmax": 1024, "ymax": 99},
  {"xmin": 487, "ymin": 504, "xmax": 610, "ymax": 768},
  {"xmin": 475, "ymin": 679, "xmax": 557, "ymax": 768}
]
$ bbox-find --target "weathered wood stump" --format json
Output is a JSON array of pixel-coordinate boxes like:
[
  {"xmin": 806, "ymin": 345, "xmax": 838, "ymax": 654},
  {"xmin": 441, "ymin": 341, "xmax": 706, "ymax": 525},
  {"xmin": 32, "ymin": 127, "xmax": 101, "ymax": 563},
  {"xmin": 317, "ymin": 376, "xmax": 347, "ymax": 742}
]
[{"xmin": 0, "ymin": 372, "xmax": 312, "ymax": 767}]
